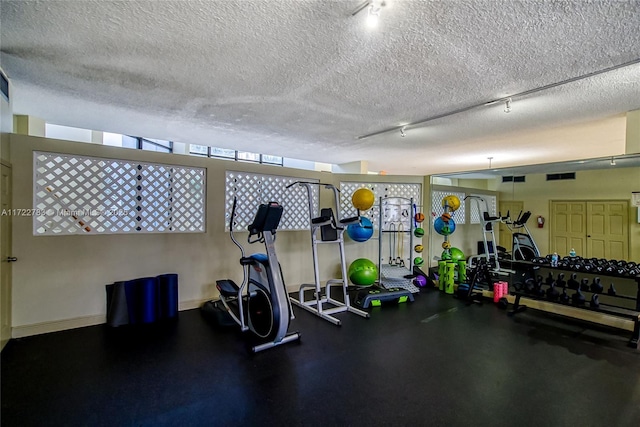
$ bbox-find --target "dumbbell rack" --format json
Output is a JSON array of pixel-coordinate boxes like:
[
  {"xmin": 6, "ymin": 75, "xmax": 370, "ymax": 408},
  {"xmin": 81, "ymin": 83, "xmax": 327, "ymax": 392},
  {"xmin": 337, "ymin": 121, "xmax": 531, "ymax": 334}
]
[{"xmin": 508, "ymin": 260, "xmax": 640, "ymax": 349}]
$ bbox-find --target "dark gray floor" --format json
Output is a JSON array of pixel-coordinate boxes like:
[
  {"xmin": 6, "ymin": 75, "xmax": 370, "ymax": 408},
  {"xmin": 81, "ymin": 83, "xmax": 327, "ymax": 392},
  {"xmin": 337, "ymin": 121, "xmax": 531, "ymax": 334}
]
[{"xmin": 2, "ymin": 290, "xmax": 640, "ymax": 426}]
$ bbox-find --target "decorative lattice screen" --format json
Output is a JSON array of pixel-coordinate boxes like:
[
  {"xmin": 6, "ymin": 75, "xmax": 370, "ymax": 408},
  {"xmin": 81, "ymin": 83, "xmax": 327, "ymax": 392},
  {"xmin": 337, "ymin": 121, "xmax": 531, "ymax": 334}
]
[
  {"xmin": 339, "ymin": 182, "xmax": 422, "ymax": 228},
  {"xmin": 225, "ymin": 171, "xmax": 319, "ymax": 231},
  {"xmin": 431, "ymin": 190, "xmax": 466, "ymax": 225},
  {"xmin": 33, "ymin": 151, "xmax": 205, "ymax": 235},
  {"xmin": 469, "ymin": 193, "xmax": 497, "ymax": 224}
]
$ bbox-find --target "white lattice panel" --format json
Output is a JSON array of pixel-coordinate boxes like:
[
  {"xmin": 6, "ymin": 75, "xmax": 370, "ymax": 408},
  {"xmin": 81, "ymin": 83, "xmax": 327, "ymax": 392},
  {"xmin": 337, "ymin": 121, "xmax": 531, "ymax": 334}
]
[
  {"xmin": 339, "ymin": 182, "xmax": 422, "ymax": 228},
  {"xmin": 469, "ymin": 194, "xmax": 497, "ymax": 224},
  {"xmin": 33, "ymin": 152, "xmax": 205, "ymax": 235},
  {"xmin": 225, "ymin": 171, "xmax": 319, "ymax": 231},
  {"xmin": 431, "ymin": 190, "xmax": 466, "ymax": 225}
]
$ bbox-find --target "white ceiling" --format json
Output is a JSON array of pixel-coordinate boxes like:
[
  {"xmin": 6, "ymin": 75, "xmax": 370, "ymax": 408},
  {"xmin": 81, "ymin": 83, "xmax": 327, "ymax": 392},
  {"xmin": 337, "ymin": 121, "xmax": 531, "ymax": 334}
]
[{"xmin": 1, "ymin": 0, "xmax": 640, "ymax": 175}]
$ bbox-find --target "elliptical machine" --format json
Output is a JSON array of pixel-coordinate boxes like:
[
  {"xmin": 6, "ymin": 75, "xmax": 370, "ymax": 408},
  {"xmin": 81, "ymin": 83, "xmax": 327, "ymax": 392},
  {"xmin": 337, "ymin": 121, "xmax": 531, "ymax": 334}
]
[
  {"xmin": 504, "ymin": 211, "xmax": 540, "ymax": 261},
  {"xmin": 205, "ymin": 198, "xmax": 300, "ymax": 353}
]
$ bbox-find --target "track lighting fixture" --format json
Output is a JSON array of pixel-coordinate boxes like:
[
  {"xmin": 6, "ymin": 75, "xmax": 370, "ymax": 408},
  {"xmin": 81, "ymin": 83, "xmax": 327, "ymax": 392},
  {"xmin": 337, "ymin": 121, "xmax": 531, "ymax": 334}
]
[
  {"xmin": 400, "ymin": 127, "xmax": 406, "ymax": 137},
  {"xmin": 356, "ymin": 58, "xmax": 640, "ymax": 141},
  {"xmin": 504, "ymin": 98, "xmax": 512, "ymax": 113}
]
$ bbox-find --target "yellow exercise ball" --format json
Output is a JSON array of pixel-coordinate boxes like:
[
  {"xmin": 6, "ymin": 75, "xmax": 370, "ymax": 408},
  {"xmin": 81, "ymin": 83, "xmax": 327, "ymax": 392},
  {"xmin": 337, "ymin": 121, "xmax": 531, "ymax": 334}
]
[
  {"xmin": 414, "ymin": 244, "xmax": 424, "ymax": 253},
  {"xmin": 352, "ymin": 188, "xmax": 375, "ymax": 211},
  {"xmin": 442, "ymin": 195, "xmax": 461, "ymax": 212},
  {"xmin": 442, "ymin": 240, "xmax": 452, "ymax": 249}
]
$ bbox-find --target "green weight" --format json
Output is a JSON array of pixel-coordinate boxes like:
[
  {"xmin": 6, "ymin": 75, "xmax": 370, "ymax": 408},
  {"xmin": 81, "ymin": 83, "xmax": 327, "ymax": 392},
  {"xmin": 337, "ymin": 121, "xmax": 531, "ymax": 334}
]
[
  {"xmin": 438, "ymin": 261, "xmax": 446, "ymax": 291},
  {"xmin": 458, "ymin": 260, "xmax": 467, "ymax": 283}
]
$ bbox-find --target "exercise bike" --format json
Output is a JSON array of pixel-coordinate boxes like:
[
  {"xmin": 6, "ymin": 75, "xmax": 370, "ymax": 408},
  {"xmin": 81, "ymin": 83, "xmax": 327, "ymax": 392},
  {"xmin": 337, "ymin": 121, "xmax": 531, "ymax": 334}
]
[{"xmin": 203, "ymin": 198, "xmax": 300, "ymax": 353}]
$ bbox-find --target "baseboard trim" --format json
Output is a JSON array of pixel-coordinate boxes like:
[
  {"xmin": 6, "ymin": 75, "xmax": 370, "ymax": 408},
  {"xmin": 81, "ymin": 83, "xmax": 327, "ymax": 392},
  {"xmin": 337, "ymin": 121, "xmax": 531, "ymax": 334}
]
[
  {"xmin": 11, "ymin": 299, "xmax": 210, "ymax": 339},
  {"xmin": 12, "ymin": 314, "xmax": 106, "ymax": 338}
]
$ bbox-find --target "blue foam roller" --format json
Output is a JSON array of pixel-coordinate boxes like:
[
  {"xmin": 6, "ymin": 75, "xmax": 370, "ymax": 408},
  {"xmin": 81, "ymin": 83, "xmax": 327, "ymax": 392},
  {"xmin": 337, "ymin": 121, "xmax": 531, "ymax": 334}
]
[
  {"xmin": 158, "ymin": 273, "xmax": 179, "ymax": 320},
  {"xmin": 139, "ymin": 277, "xmax": 158, "ymax": 324},
  {"xmin": 124, "ymin": 277, "xmax": 158, "ymax": 324}
]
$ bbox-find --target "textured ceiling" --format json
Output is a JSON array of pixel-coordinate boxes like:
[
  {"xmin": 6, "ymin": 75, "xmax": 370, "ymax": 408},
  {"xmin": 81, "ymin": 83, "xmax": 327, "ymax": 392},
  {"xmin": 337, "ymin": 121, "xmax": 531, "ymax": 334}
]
[{"xmin": 1, "ymin": 0, "xmax": 640, "ymax": 175}]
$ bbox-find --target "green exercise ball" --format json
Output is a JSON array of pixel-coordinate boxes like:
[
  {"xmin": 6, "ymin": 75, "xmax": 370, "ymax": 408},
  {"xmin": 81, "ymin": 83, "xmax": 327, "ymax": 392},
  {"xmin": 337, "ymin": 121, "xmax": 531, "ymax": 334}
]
[
  {"xmin": 348, "ymin": 258, "xmax": 378, "ymax": 286},
  {"xmin": 449, "ymin": 247, "xmax": 465, "ymax": 261}
]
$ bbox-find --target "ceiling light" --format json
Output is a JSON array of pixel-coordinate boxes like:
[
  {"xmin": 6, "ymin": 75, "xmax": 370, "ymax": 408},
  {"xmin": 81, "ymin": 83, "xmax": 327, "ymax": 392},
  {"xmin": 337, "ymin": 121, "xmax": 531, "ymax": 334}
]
[
  {"xmin": 504, "ymin": 98, "xmax": 512, "ymax": 113},
  {"xmin": 367, "ymin": 3, "xmax": 381, "ymax": 27},
  {"xmin": 400, "ymin": 127, "xmax": 406, "ymax": 137},
  {"xmin": 352, "ymin": 0, "xmax": 385, "ymax": 28}
]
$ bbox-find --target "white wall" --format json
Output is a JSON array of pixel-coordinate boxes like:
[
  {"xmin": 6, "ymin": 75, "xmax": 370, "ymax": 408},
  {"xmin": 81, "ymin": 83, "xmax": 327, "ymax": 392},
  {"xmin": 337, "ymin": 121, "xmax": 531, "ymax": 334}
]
[{"xmin": 8, "ymin": 134, "xmax": 425, "ymax": 335}]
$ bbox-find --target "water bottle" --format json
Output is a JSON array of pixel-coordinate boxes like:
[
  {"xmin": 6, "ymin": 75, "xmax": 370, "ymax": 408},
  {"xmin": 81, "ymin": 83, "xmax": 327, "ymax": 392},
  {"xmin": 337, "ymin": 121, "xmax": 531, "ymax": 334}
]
[
  {"xmin": 569, "ymin": 248, "xmax": 576, "ymax": 257},
  {"xmin": 551, "ymin": 252, "xmax": 559, "ymax": 267}
]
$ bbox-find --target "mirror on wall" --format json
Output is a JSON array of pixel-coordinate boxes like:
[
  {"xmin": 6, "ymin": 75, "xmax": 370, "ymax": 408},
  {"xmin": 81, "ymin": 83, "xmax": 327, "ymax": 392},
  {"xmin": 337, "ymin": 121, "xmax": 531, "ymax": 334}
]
[{"xmin": 428, "ymin": 154, "xmax": 640, "ymax": 268}]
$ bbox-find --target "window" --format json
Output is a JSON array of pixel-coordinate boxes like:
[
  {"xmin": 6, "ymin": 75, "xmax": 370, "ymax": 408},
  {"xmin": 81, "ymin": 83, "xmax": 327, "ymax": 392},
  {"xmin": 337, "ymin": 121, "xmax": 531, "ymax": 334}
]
[
  {"xmin": 33, "ymin": 152, "xmax": 205, "ymax": 235},
  {"xmin": 121, "ymin": 135, "xmax": 138, "ymax": 149},
  {"xmin": 191, "ymin": 145, "xmax": 283, "ymax": 166},
  {"xmin": 340, "ymin": 182, "xmax": 422, "ymax": 229},
  {"xmin": 262, "ymin": 154, "xmax": 283, "ymax": 165},
  {"xmin": 211, "ymin": 147, "xmax": 235, "ymax": 159},
  {"xmin": 189, "ymin": 144, "xmax": 209, "ymax": 156},
  {"xmin": 225, "ymin": 171, "xmax": 318, "ymax": 231},
  {"xmin": 469, "ymin": 194, "xmax": 497, "ymax": 224},
  {"xmin": 431, "ymin": 190, "xmax": 466, "ymax": 225},
  {"xmin": 141, "ymin": 138, "xmax": 172, "ymax": 153},
  {"xmin": 237, "ymin": 151, "xmax": 260, "ymax": 162}
]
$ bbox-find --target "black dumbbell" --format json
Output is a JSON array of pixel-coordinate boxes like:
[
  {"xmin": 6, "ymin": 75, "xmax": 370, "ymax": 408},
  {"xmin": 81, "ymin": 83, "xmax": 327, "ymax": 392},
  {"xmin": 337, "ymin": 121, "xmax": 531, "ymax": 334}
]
[
  {"xmin": 580, "ymin": 278, "xmax": 590, "ymax": 292},
  {"xmin": 590, "ymin": 277, "xmax": 603, "ymax": 294},
  {"xmin": 607, "ymin": 283, "xmax": 617, "ymax": 296},
  {"xmin": 559, "ymin": 288, "xmax": 570, "ymax": 304},
  {"xmin": 567, "ymin": 273, "xmax": 579, "ymax": 290},
  {"xmin": 524, "ymin": 278, "xmax": 535, "ymax": 294},
  {"xmin": 590, "ymin": 294, "xmax": 600, "ymax": 309},
  {"xmin": 556, "ymin": 273, "xmax": 566, "ymax": 288},
  {"xmin": 572, "ymin": 289, "xmax": 586, "ymax": 306},
  {"xmin": 546, "ymin": 283, "xmax": 560, "ymax": 302},
  {"xmin": 534, "ymin": 280, "xmax": 546, "ymax": 298},
  {"xmin": 545, "ymin": 272, "xmax": 554, "ymax": 286}
]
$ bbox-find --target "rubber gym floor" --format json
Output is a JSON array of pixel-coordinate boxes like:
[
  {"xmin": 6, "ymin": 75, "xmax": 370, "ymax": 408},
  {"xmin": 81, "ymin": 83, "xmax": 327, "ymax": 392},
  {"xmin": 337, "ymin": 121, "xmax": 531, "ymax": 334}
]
[{"xmin": 2, "ymin": 289, "xmax": 640, "ymax": 427}]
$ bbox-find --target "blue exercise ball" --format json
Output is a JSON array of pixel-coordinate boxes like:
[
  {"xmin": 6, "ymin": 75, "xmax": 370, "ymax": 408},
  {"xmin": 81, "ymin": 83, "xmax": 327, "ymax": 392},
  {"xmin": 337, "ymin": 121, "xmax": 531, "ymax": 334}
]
[
  {"xmin": 347, "ymin": 216, "xmax": 374, "ymax": 242},
  {"xmin": 434, "ymin": 217, "xmax": 456, "ymax": 236}
]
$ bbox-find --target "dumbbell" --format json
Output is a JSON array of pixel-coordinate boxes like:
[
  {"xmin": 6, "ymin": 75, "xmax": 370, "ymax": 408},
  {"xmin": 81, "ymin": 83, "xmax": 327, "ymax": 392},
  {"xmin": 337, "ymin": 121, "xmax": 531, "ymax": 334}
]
[
  {"xmin": 580, "ymin": 278, "xmax": 590, "ymax": 292},
  {"xmin": 590, "ymin": 294, "xmax": 600, "ymax": 309},
  {"xmin": 607, "ymin": 283, "xmax": 617, "ymax": 296},
  {"xmin": 546, "ymin": 282, "xmax": 560, "ymax": 302},
  {"xmin": 567, "ymin": 273, "xmax": 579, "ymax": 290},
  {"xmin": 572, "ymin": 289, "xmax": 586, "ymax": 306},
  {"xmin": 590, "ymin": 277, "xmax": 603, "ymax": 294},
  {"xmin": 556, "ymin": 273, "xmax": 566, "ymax": 289},
  {"xmin": 545, "ymin": 272, "xmax": 555, "ymax": 286},
  {"xmin": 524, "ymin": 278, "xmax": 535, "ymax": 295},
  {"xmin": 559, "ymin": 287, "xmax": 570, "ymax": 304},
  {"xmin": 534, "ymin": 279, "xmax": 546, "ymax": 298}
]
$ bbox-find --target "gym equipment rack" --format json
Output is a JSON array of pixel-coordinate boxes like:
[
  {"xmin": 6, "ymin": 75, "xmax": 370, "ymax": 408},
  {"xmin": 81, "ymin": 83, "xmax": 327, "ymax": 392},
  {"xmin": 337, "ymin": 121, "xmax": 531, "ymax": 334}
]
[
  {"xmin": 377, "ymin": 196, "xmax": 420, "ymax": 294},
  {"xmin": 508, "ymin": 259, "xmax": 640, "ymax": 348}
]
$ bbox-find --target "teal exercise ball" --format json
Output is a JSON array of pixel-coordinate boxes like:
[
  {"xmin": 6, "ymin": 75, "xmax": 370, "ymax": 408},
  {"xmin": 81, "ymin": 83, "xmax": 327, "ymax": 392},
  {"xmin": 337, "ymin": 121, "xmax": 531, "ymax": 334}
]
[
  {"xmin": 434, "ymin": 217, "xmax": 456, "ymax": 236},
  {"xmin": 348, "ymin": 258, "xmax": 378, "ymax": 286},
  {"xmin": 347, "ymin": 217, "xmax": 374, "ymax": 242}
]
